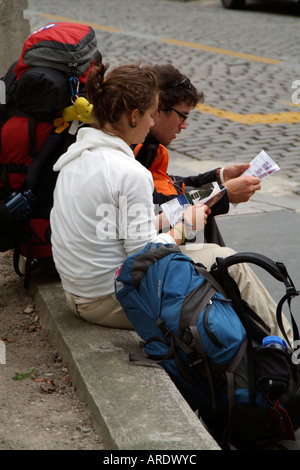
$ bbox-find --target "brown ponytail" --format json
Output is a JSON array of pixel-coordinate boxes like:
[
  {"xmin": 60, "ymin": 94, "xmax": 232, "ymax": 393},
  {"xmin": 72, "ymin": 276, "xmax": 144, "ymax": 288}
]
[{"xmin": 86, "ymin": 63, "xmax": 158, "ymax": 128}]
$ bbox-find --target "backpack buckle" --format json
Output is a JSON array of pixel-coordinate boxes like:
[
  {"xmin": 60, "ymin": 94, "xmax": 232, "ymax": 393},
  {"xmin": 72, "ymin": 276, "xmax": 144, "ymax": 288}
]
[
  {"xmin": 182, "ymin": 328, "xmax": 193, "ymax": 345},
  {"xmin": 156, "ymin": 319, "xmax": 172, "ymax": 338}
]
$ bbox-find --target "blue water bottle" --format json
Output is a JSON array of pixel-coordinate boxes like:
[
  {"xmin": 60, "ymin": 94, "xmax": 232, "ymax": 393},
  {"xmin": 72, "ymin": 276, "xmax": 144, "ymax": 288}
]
[{"xmin": 262, "ymin": 335, "xmax": 288, "ymax": 351}]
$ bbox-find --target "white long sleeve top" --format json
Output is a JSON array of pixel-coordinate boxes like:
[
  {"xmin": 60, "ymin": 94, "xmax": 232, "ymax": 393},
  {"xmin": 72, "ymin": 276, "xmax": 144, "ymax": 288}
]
[{"xmin": 50, "ymin": 127, "xmax": 174, "ymax": 297}]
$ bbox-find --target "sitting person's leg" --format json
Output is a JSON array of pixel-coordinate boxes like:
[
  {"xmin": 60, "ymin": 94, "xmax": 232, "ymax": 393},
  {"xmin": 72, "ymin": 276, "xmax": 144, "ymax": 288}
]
[
  {"xmin": 180, "ymin": 243, "xmax": 292, "ymax": 342},
  {"xmin": 64, "ymin": 291, "xmax": 134, "ymax": 329},
  {"xmin": 64, "ymin": 242, "xmax": 292, "ymax": 339}
]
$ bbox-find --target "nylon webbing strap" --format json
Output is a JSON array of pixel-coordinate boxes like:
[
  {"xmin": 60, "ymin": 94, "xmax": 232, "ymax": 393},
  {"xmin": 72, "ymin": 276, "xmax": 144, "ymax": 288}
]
[
  {"xmin": 222, "ymin": 338, "xmax": 248, "ymax": 447},
  {"xmin": 190, "ymin": 286, "xmax": 216, "ymax": 327},
  {"xmin": 193, "ymin": 263, "xmax": 229, "ymax": 300},
  {"xmin": 0, "ymin": 163, "xmax": 28, "ymax": 173},
  {"xmin": 178, "ymin": 280, "xmax": 218, "ymax": 340},
  {"xmin": 276, "ymin": 293, "xmax": 300, "ymax": 347},
  {"xmin": 189, "ymin": 324, "xmax": 217, "ymax": 414},
  {"xmin": 211, "ymin": 256, "xmax": 257, "ymax": 406}
]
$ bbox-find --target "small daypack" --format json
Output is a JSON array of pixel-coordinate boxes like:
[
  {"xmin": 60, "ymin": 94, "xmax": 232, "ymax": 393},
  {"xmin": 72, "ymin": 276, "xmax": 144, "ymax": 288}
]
[
  {"xmin": 0, "ymin": 22, "xmax": 101, "ymax": 285},
  {"xmin": 115, "ymin": 242, "xmax": 300, "ymax": 449}
]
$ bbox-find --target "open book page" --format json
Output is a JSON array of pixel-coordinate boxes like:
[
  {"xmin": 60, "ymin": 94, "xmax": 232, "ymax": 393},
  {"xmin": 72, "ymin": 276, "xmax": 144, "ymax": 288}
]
[
  {"xmin": 160, "ymin": 182, "xmax": 226, "ymax": 227},
  {"xmin": 188, "ymin": 182, "xmax": 226, "ymax": 207},
  {"xmin": 160, "ymin": 194, "xmax": 190, "ymax": 227},
  {"xmin": 241, "ymin": 150, "xmax": 280, "ymax": 180}
]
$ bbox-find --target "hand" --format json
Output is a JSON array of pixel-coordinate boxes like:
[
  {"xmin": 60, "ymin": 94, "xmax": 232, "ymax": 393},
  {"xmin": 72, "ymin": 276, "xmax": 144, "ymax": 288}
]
[
  {"xmin": 154, "ymin": 211, "xmax": 170, "ymax": 231},
  {"xmin": 183, "ymin": 204, "xmax": 211, "ymax": 231},
  {"xmin": 222, "ymin": 163, "xmax": 251, "ymax": 182},
  {"xmin": 224, "ymin": 175, "xmax": 261, "ymax": 203}
]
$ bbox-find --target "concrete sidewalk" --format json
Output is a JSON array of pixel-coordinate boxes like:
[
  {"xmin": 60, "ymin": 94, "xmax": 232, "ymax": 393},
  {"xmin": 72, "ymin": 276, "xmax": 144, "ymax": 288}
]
[{"xmin": 31, "ymin": 153, "xmax": 300, "ymax": 451}]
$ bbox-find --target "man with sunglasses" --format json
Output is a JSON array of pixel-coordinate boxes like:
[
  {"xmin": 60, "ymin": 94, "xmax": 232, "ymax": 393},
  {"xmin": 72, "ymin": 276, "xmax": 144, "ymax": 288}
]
[
  {"xmin": 133, "ymin": 64, "xmax": 292, "ymax": 342},
  {"xmin": 134, "ymin": 64, "xmax": 261, "ymax": 223}
]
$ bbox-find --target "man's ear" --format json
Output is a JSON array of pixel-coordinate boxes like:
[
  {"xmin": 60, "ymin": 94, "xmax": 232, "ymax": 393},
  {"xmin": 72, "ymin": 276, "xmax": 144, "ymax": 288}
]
[{"xmin": 154, "ymin": 107, "xmax": 164, "ymax": 122}]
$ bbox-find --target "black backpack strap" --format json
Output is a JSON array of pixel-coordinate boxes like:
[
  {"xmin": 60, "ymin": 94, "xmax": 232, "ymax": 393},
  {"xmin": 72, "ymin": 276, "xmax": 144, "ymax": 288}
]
[
  {"xmin": 277, "ymin": 293, "xmax": 300, "ymax": 346},
  {"xmin": 210, "ymin": 252, "xmax": 300, "ymax": 405},
  {"xmin": 177, "ymin": 277, "xmax": 217, "ymax": 339},
  {"xmin": 129, "ymin": 353, "xmax": 164, "ymax": 368},
  {"xmin": 210, "ymin": 256, "xmax": 258, "ymax": 405},
  {"xmin": 25, "ymin": 132, "xmax": 66, "ymax": 192},
  {"xmin": 0, "ymin": 164, "xmax": 11, "ymax": 196},
  {"xmin": 133, "ymin": 135, "xmax": 160, "ymax": 169},
  {"xmin": 193, "ymin": 263, "xmax": 229, "ymax": 299},
  {"xmin": 222, "ymin": 338, "xmax": 248, "ymax": 447},
  {"xmin": 212, "ymin": 252, "xmax": 296, "ymax": 286},
  {"xmin": 156, "ymin": 317, "xmax": 219, "ymax": 414},
  {"xmin": 187, "ymin": 324, "xmax": 218, "ymax": 414},
  {"xmin": 211, "ymin": 252, "xmax": 300, "ymax": 346}
]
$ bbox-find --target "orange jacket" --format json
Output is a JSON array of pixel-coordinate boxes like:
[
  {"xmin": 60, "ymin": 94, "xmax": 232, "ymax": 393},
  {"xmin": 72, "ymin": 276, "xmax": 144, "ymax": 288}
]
[
  {"xmin": 134, "ymin": 140, "xmax": 184, "ymax": 202},
  {"xmin": 134, "ymin": 142, "xmax": 182, "ymax": 197},
  {"xmin": 134, "ymin": 136, "xmax": 228, "ymax": 216}
]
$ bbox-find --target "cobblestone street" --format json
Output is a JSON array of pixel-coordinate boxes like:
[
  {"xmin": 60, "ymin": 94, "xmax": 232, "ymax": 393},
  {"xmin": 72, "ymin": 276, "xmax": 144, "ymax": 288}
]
[{"xmin": 25, "ymin": 0, "xmax": 300, "ymax": 195}]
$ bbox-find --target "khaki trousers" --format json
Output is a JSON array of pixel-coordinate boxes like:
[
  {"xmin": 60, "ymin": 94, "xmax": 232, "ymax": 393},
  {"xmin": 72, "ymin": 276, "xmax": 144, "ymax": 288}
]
[
  {"xmin": 65, "ymin": 290, "xmax": 134, "ymax": 329},
  {"xmin": 65, "ymin": 243, "xmax": 292, "ymax": 341}
]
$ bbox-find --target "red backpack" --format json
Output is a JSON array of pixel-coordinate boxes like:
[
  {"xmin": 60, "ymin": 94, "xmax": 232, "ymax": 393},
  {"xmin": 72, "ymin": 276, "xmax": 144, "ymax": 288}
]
[{"xmin": 0, "ymin": 22, "xmax": 101, "ymax": 285}]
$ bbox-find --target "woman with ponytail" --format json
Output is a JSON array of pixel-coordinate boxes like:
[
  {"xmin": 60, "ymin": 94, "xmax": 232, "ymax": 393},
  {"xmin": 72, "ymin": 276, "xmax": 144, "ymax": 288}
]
[{"xmin": 50, "ymin": 63, "xmax": 208, "ymax": 328}]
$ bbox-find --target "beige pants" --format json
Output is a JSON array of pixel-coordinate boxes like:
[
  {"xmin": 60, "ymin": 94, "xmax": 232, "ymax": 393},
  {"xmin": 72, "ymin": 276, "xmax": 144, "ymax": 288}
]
[
  {"xmin": 65, "ymin": 290, "xmax": 134, "ymax": 329},
  {"xmin": 65, "ymin": 243, "xmax": 292, "ymax": 340}
]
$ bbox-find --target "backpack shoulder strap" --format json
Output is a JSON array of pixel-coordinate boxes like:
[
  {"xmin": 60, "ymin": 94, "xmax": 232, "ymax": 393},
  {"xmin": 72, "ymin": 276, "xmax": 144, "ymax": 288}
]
[
  {"xmin": 133, "ymin": 135, "xmax": 160, "ymax": 169},
  {"xmin": 212, "ymin": 252, "xmax": 295, "ymax": 287},
  {"xmin": 211, "ymin": 252, "xmax": 300, "ymax": 346}
]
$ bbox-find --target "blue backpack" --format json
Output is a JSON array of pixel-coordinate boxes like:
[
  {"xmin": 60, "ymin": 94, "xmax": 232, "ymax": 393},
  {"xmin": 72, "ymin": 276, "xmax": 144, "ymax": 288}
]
[{"xmin": 115, "ymin": 242, "xmax": 300, "ymax": 449}]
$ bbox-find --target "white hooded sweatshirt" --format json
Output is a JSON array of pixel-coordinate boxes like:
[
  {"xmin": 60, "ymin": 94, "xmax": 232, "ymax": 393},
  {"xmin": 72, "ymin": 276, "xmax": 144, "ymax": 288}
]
[{"xmin": 50, "ymin": 127, "xmax": 174, "ymax": 298}]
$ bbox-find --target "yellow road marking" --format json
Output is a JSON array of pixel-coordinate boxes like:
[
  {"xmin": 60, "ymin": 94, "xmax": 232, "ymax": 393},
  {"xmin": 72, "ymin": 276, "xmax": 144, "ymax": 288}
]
[
  {"xmin": 38, "ymin": 13, "xmax": 281, "ymax": 65},
  {"xmin": 282, "ymin": 101, "xmax": 300, "ymax": 108},
  {"xmin": 37, "ymin": 13, "xmax": 122, "ymax": 32},
  {"xmin": 158, "ymin": 38, "xmax": 281, "ymax": 65},
  {"xmin": 38, "ymin": 13, "xmax": 297, "ymax": 124},
  {"xmin": 197, "ymin": 104, "xmax": 300, "ymax": 124}
]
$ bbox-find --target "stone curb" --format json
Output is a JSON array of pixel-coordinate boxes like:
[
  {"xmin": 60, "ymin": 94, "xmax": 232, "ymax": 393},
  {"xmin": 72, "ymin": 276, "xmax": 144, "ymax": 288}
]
[{"xmin": 31, "ymin": 276, "xmax": 220, "ymax": 450}]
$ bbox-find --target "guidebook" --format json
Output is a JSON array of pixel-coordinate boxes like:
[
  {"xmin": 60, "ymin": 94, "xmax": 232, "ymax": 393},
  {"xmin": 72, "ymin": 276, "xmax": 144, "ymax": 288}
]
[
  {"xmin": 160, "ymin": 150, "xmax": 280, "ymax": 227},
  {"xmin": 241, "ymin": 150, "xmax": 280, "ymax": 180},
  {"xmin": 160, "ymin": 182, "xmax": 226, "ymax": 227}
]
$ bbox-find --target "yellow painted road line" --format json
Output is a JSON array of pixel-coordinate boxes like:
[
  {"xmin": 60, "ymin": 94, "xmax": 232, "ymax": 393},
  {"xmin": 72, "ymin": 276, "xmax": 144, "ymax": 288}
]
[
  {"xmin": 38, "ymin": 13, "xmax": 281, "ymax": 65},
  {"xmin": 37, "ymin": 13, "xmax": 122, "ymax": 32},
  {"xmin": 197, "ymin": 104, "xmax": 300, "ymax": 124},
  {"xmin": 282, "ymin": 101, "xmax": 300, "ymax": 108},
  {"xmin": 157, "ymin": 38, "xmax": 281, "ymax": 65},
  {"xmin": 38, "ymin": 13, "xmax": 296, "ymax": 124}
]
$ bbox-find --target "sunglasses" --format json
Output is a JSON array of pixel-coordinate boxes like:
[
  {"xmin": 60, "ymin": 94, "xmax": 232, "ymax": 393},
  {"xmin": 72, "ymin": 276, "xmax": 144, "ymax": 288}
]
[
  {"xmin": 168, "ymin": 77, "xmax": 193, "ymax": 90},
  {"xmin": 171, "ymin": 107, "xmax": 189, "ymax": 122}
]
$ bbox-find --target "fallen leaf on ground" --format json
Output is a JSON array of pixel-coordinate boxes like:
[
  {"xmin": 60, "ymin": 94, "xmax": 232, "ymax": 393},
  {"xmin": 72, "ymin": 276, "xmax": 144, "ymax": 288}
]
[{"xmin": 0, "ymin": 337, "xmax": 15, "ymax": 344}]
